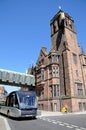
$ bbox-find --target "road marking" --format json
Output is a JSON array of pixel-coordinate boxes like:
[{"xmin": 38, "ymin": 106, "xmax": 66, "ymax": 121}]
[
  {"xmin": 52, "ymin": 120, "xmax": 56, "ymax": 122},
  {"xmin": 38, "ymin": 117, "xmax": 86, "ymax": 130},
  {"xmin": 75, "ymin": 128, "xmax": 81, "ymax": 130},
  {"xmin": 66, "ymin": 125, "xmax": 73, "ymax": 128},
  {"xmin": 71, "ymin": 125, "xmax": 78, "ymax": 128},
  {"xmin": 59, "ymin": 123, "xmax": 65, "ymax": 126},
  {"xmin": 42, "ymin": 118, "xmax": 47, "ymax": 120},
  {"xmin": 38, "ymin": 117, "xmax": 42, "ymax": 119},
  {"xmin": 52, "ymin": 121, "xmax": 58, "ymax": 124},
  {"xmin": 80, "ymin": 128, "xmax": 86, "ymax": 130},
  {"xmin": 56, "ymin": 121, "xmax": 62, "ymax": 124},
  {"xmin": 63, "ymin": 123, "xmax": 70, "ymax": 125},
  {"xmin": 47, "ymin": 120, "xmax": 52, "ymax": 122},
  {"xmin": 47, "ymin": 119, "xmax": 52, "ymax": 122}
]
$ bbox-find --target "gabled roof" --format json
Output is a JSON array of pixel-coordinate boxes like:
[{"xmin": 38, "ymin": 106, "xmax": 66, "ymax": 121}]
[{"xmin": 36, "ymin": 47, "xmax": 48, "ymax": 64}]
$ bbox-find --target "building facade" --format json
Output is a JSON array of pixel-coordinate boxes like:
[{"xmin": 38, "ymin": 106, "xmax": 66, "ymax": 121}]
[
  {"xmin": 0, "ymin": 86, "xmax": 8, "ymax": 104},
  {"xmin": 28, "ymin": 10, "xmax": 86, "ymax": 112}
]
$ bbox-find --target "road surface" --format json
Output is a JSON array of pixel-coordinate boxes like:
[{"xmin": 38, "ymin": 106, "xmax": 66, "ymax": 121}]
[{"xmin": 6, "ymin": 114, "xmax": 86, "ymax": 130}]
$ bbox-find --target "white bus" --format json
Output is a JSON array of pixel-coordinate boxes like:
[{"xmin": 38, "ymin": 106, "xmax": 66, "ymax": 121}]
[{"xmin": 0, "ymin": 90, "xmax": 38, "ymax": 118}]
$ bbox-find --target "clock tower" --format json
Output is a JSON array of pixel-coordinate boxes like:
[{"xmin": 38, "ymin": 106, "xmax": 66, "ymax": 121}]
[
  {"xmin": 50, "ymin": 10, "xmax": 85, "ymax": 112},
  {"xmin": 29, "ymin": 9, "xmax": 86, "ymax": 112},
  {"xmin": 50, "ymin": 10, "xmax": 76, "ymax": 52}
]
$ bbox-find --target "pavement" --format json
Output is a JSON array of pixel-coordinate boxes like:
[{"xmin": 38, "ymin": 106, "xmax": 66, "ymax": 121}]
[
  {"xmin": 0, "ymin": 116, "xmax": 11, "ymax": 130},
  {"xmin": 0, "ymin": 111, "xmax": 86, "ymax": 130},
  {"xmin": 39, "ymin": 110, "xmax": 86, "ymax": 117}
]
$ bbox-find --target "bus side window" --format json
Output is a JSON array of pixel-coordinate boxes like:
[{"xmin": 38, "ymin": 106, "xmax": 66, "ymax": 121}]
[
  {"xmin": 5, "ymin": 95, "xmax": 12, "ymax": 107},
  {"xmin": 5, "ymin": 93, "xmax": 19, "ymax": 108},
  {"xmin": 5, "ymin": 97, "xmax": 9, "ymax": 106},
  {"xmin": 10, "ymin": 96, "xmax": 13, "ymax": 107},
  {"xmin": 12, "ymin": 93, "xmax": 19, "ymax": 108},
  {"xmin": 14, "ymin": 94, "xmax": 19, "ymax": 108}
]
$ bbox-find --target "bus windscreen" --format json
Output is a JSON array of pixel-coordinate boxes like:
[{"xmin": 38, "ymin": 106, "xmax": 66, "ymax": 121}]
[{"xmin": 18, "ymin": 91, "xmax": 37, "ymax": 109}]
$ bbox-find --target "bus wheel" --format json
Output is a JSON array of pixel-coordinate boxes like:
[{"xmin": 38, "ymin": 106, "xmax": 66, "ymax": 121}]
[
  {"xmin": 32, "ymin": 116, "xmax": 36, "ymax": 119},
  {"xmin": 7, "ymin": 110, "xmax": 10, "ymax": 117}
]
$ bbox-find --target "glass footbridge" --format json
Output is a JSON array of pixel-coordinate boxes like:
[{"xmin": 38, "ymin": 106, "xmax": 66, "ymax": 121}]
[{"xmin": 0, "ymin": 69, "xmax": 35, "ymax": 88}]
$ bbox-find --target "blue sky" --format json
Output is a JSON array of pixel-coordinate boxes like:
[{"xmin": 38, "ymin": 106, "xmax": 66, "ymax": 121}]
[{"xmin": 0, "ymin": 0, "xmax": 86, "ymax": 93}]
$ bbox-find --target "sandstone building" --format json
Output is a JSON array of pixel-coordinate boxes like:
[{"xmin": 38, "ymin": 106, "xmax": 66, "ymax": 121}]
[
  {"xmin": 0, "ymin": 86, "xmax": 8, "ymax": 104},
  {"xmin": 28, "ymin": 10, "xmax": 86, "ymax": 112}
]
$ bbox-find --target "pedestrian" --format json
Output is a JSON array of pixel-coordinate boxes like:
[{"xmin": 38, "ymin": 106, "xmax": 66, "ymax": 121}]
[{"xmin": 62, "ymin": 106, "xmax": 67, "ymax": 113}]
